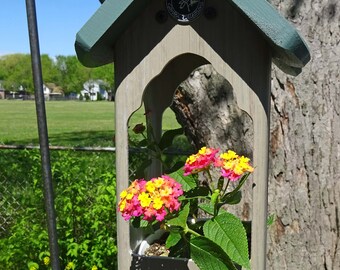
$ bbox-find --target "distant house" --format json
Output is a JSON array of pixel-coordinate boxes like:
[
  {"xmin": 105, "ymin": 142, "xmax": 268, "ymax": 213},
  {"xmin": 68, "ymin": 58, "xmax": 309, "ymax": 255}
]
[
  {"xmin": 79, "ymin": 80, "xmax": 109, "ymax": 101},
  {"xmin": 0, "ymin": 81, "xmax": 5, "ymax": 99},
  {"xmin": 44, "ymin": 83, "xmax": 64, "ymax": 101},
  {"xmin": 6, "ymin": 85, "xmax": 29, "ymax": 100},
  {"xmin": 43, "ymin": 84, "xmax": 51, "ymax": 100},
  {"xmin": 67, "ymin": 92, "xmax": 78, "ymax": 100}
]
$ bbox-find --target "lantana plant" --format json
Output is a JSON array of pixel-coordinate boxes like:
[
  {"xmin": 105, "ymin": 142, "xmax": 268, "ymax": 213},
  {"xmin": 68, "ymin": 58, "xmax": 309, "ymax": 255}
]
[{"xmin": 119, "ymin": 144, "xmax": 254, "ymax": 270}]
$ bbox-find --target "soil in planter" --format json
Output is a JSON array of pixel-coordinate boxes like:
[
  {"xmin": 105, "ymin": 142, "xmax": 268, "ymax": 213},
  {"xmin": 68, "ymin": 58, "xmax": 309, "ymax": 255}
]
[
  {"xmin": 144, "ymin": 232, "xmax": 170, "ymax": 256},
  {"xmin": 144, "ymin": 243, "xmax": 170, "ymax": 256},
  {"xmin": 141, "ymin": 230, "xmax": 190, "ymax": 259}
]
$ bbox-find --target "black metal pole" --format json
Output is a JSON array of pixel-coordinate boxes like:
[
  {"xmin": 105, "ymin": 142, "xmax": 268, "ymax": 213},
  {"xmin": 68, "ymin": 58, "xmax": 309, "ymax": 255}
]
[{"xmin": 25, "ymin": 1, "xmax": 61, "ymax": 269}]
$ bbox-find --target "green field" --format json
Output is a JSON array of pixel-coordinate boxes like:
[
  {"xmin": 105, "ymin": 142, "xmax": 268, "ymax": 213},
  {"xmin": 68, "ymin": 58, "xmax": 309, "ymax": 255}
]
[{"xmin": 0, "ymin": 100, "xmax": 180, "ymax": 146}]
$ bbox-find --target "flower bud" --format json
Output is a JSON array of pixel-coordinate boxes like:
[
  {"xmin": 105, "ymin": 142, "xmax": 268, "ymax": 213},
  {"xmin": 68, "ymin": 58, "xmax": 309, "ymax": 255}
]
[{"xmin": 132, "ymin": 123, "xmax": 146, "ymax": 134}]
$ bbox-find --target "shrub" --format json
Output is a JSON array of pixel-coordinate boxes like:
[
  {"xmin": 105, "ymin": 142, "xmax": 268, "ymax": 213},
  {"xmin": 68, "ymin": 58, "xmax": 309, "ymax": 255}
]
[{"xmin": 0, "ymin": 150, "xmax": 117, "ymax": 269}]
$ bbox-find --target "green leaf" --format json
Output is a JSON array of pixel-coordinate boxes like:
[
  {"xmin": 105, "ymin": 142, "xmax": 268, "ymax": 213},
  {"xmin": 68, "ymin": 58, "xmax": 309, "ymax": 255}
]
[
  {"xmin": 221, "ymin": 190, "xmax": 242, "ymax": 205},
  {"xmin": 242, "ymin": 221, "xmax": 251, "ymax": 235},
  {"xmin": 169, "ymin": 169, "xmax": 196, "ymax": 192},
  {"xmin": 203, "ymin": 213, "xmax": 250, "ymax": 269},
  {"xmin": 184, "ymin": 186, "xmax": 210, "ymax": 199},
  {"xmin": 134, "ymin": 159, "xmax": 152, "ymax": 179},
  {"xmin": 66, "ymin": 216, "xmax": 71, "ymax": 225},
  {"xmin": 190, "ymin": 236, "xmax": 237, "ymax": 270},
  {"xmin": 267, "ymin": 213, "xmax": 276, "ymax": 226},
  {"xmin": 199, "ymin": 203, "xmax": 227, "ymax": 216},
  {"xmin": 164, "ymin": 160, "xmax": 185, "ymax": 174},
  {"xmin": 140, "ymin": 219, "xmax": 150, "ymax": 228},
  {"xmin": 131, "ymin": 217, "xmax": 151, "ymax": 229},
  {"xmin": 27, "ymin": 261, "xmax": 39, "ymax": 269},
  {"xmin": 137, "ymin": 138, "xmax": 148, "ymax": 147},
  {"xmin": 166, "ymin": 203, "xmax": 189, "ymax": 228},
  {"xmin": 38, "ymin": 251, "xmax": 49, "ymax": 260},
  {"xmin": 168, "ymin": 237, "xmax": 190, "ymax": 258},
  {"xmin": 159, "ymin": 128, "xmax": 183, "ymax": 150},
  {"xmin": 211, "ymin": 189, "xmax": 220, "ymax": 206},
  {"xmin": 165, "ymin": 232, "xmax": 181, "ymax": 249}
]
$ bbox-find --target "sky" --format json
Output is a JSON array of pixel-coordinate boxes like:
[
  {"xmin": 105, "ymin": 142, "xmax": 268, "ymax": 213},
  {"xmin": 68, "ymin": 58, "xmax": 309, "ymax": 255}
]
[{"xmin": 0, "ymin": 0, "xmax": 101, "ymax": 57}]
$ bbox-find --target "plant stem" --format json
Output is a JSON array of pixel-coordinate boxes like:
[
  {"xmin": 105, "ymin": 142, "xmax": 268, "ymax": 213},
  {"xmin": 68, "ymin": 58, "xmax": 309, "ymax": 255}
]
[
  {"xmin": 204, "ymin": 169, "xmax": 215, "ymax": 193},
  {"xmin": 222, "ymin": 179, "xmax": 230, "ymax": 196},
  {"xmin": 179, "ymin": 196, "xmax": 210, "ymax": 201},
  {"xmin": 206, "ymin": 169, "xmax": 213, "ymax": 183},
  {"xmin": 186, "ymin": 227, "xmax": 201, "ymax": 237},
  {"xmin": 141, "ymin": 132, "xmax": 147, "ymax": 141}
]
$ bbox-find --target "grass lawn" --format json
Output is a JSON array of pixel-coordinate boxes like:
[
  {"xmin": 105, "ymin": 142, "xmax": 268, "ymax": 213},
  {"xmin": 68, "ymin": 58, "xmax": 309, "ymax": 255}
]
[{"xmin": 0, "ymin": 100, "xmax": 180, "ymax": 146}]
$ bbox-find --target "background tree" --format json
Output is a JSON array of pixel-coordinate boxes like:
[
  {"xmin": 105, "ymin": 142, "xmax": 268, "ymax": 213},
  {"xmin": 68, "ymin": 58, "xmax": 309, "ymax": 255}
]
[
  {"xmin": 54, "ymin": 55, "xmax": 114, "ymax": 94},
  {"xmin": 90, "ymin": 62, "xmax": 114, "ymax": 91},
  {"xmin": 54, "ymin": 55, "xmax": 88, "ymax": 93},
  {"xmin": 171, "ymin": 0, "xmax": 339, "ymax": 269},
  {"xmin": 0, "ymin": 54, "xmax": 114, "ymax": 95},
  {"xmin": 0, "ymin": 54, "xmax": 34, "ymax": 92},
  {"xmin": 40, "ymin": 54, "xmax": 59, "ymax": 84}
]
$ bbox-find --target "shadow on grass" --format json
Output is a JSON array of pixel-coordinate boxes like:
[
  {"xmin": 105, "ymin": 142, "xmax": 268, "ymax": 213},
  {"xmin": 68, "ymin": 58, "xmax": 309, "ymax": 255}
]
[
  {"xmin": 3, "ymin": 130, "xmax": 115, "ymax": 147},
  {"xmin": 3, "ymin": 130, "xmax": 194, "ymax": 155}
]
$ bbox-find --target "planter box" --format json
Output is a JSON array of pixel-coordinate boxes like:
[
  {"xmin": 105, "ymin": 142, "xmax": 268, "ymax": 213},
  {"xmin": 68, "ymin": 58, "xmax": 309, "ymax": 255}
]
[
  {"xmin": 130, "ymin": 229, "xmax": 199, "ymax": 270},
  {"xmin": 130, "ymin": 254, "xmax": 197, "ymax": 270},
  {"xmin": 130, "ymin": 225, "xmax": 248, "ymax": 270}
]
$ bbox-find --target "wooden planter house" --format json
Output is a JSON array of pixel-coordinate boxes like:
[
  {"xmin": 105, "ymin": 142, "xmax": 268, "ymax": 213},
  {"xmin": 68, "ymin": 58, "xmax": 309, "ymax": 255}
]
[{"xmin": 75, "ymin": 0, "xmax": 310, "ymax": 269}]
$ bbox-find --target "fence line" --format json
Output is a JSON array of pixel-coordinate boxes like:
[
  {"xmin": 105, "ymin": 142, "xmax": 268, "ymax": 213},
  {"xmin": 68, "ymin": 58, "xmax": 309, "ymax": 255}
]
[
  {"xmin": 0, "ymin": 144, "xmax": 117, "ymax": 152},
  {"xmin": 0, "ymin": 144, "xmax": 192, "ymax": 155}
]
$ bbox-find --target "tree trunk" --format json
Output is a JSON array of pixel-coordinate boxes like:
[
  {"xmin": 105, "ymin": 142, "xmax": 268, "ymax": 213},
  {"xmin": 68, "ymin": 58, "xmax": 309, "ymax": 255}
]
[
  {"xmin": 171, "ymin": 65, "xmax": 254, "ymax": 220},
  {"xmin": 171, "ymin": 0, "xmax": 340, "ymax": 269}
]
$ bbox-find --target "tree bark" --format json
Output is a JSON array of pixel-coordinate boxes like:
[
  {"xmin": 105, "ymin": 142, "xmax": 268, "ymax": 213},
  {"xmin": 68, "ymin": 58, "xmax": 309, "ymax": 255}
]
[
  {"xmin": 171, "ymin": 0, "xmax": 340, "ymax": 269},
  {"xmin": 267, "ymin": 1, "xmax": 340, "ymax": 269},
  {"xmin": 171, "ymin": 65, "xmax": 253, "ymax": 158},
  {"xmin": 171, "ymin": 65, "xmax": 254, "ymax": 220}
]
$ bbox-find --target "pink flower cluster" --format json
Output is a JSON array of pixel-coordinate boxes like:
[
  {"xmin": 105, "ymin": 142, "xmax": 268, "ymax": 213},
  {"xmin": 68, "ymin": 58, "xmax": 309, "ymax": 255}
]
[
  {"xmin": 184, "ymin": 147, "xmax": 254, "ymax": 182},
  {"xmin": 184, "ymin": 147, "xmax": 219, "ymax": 175},
  {"xmin": 118, "ymin": 176, "xmax": 183, "ymax": 222}
]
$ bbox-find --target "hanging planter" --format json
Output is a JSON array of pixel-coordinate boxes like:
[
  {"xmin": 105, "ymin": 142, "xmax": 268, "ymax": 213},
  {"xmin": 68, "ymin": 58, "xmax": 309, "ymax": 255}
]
[
  {"xmin": 131, "ymin": 229, "xmax": 198, "ymax": 270},
  {"xmin": 76, "ymin": 2, "xmax": 311, "ymax": 270},
  {"xmin": 137, "ymin": 229, "xmax": 168, "ymax": 256},
  {"xmin": 131, "ymin": 222, "xmax": 251, "ymax": 270}
]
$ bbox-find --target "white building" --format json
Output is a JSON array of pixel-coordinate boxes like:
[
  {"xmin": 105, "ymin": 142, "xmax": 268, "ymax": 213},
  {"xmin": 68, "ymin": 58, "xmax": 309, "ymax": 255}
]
[
  {"xmin": 43, "ymin": 84, "xmax": 51, "ymax": 100},
  {"xmin": 79, "ymin": 80, "xmax": 109, "ymax": 101}
]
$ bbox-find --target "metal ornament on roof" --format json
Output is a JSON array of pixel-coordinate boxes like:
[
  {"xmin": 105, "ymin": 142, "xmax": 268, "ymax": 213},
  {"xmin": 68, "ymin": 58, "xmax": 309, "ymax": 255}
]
[{"xmin": 166, "ymin": 0, "xmax": 205, "ymax": 24}]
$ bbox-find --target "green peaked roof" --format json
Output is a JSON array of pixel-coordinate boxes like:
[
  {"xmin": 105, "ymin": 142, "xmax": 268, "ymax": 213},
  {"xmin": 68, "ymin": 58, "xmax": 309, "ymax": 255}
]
[{"xmin": 75, "ymin": 0, "xmax": 310, "ymax": 75}]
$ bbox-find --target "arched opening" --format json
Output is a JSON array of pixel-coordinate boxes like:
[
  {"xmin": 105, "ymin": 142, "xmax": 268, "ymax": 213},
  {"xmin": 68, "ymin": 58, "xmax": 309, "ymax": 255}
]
[
  {"xmin": 126, "ymin": 54, "xmax": 255, "ymax": 255},
  {"xmin": 115, "ymin": 45, "xmax": 269, "ymax": 270}
]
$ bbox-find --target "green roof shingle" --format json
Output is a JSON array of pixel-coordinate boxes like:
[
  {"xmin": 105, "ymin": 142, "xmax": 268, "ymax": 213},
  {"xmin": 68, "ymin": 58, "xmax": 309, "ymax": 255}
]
[{"xmin": 75, "ymin": 0, "xmax": 310, "ymax": 75}]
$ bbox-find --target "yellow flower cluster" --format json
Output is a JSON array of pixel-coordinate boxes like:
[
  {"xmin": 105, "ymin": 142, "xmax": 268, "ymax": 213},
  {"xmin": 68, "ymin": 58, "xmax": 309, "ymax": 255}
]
[
  {"xmin": 219, "ymin": 150, "xmax": 254, "ymax": 181},
  {"xmin": 65, "ymin": 262, "xmax": 75, "ymax": 270},
  {"xmin": 43, "ymin": 256, "xmax": 50, "ymax": 266}
]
